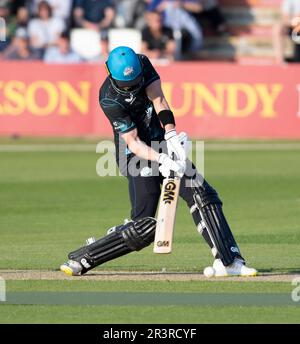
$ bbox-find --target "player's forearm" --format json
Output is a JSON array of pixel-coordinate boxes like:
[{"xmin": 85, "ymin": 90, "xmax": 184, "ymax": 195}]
[
  {"xmin": 153, "ymin": 99, "xmax": 176, "ymax": 132},
  {"xmin": 165, "ymin": 124, "xmax": 175, "ymax": 132},
  {"xmin": 146, "ymin": 80, "xmax": 176, "ymax": 131},
  {"xmin": 127, "ymin": 138, "xmax": 159, "ymax": 162}
]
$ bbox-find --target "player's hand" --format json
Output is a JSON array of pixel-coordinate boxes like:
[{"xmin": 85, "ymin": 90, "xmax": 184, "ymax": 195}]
[
  {"xmin": 178, "ymin": 131, "xmax": 191, "ymax": 157},
  {"xmin": 158, "ymin": 153, "xmax": 186, "ymax": 178},
  {"xmin": 165, "ymin": 129, "xmax": 187, "ymax": 162}
]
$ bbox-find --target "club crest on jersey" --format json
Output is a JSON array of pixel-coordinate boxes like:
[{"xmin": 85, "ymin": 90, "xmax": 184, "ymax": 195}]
[
  {"xmin": 123, "ymin": 66, "xmax": 134, "ymax": 77},
  {"xmin": 113, "ymin": 120, "xmax": 127, "ymax": 131}
]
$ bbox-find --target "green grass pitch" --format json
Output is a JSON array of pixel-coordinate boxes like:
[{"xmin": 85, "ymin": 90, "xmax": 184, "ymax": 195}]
[{"xmin": 0, "ymin": 138, "xmax": 300, "ymax": 323}]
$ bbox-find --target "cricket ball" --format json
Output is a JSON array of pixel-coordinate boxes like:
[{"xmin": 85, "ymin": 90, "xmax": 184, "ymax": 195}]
[{"xmin": 203, "ymin": 266, "xmax": 215, "ymax": 278}]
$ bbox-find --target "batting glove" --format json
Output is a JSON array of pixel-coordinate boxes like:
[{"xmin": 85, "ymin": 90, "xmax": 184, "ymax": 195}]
[
  {"xmin": 165, "ymin": 129, "xmax": 187, "ymax": 162},
  {"xmin": 158, "ymin": 153, "xmax": 186, "ymax": 178}
]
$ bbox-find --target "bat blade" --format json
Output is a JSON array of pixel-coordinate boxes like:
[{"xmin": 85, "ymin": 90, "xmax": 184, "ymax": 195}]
[{"xmin": 153, "ymin": 176, "xmax": 181, "ymax": 254}]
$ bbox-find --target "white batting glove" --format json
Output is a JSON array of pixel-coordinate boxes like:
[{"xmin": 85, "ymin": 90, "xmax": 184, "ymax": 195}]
[
  {"xmin": 158, "ymin": 153, "xmax": 186, "ymax": 178},
  {"xmin": 165, "ymin": 129, "xmax": 187, "ymax": 162},
  {"xmin": 177, "ymin": 131, "xmax": 191, "ymax": 157}
]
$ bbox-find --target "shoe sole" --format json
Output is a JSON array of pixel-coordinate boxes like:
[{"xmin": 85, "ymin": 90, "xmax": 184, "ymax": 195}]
[
  {"xmin": 214, "ymin": 271, "xmax": 258, "ymax": 278},
  {"xmin": 240, "ymin": 270, "xmax": 258, "ymax": 277},
  {"xmin": 60, "ymin": 265, "xmax": 76, "ymax": 276}
]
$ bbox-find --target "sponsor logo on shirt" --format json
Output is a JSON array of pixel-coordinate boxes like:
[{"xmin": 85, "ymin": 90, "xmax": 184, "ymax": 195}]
[
  {"xmin": 113, "ymin": 120, "xmax": 134, "ymax": 132},
  {"xmin": 125, "ymin": 94, "xmax": 136, "ymax": 104}
]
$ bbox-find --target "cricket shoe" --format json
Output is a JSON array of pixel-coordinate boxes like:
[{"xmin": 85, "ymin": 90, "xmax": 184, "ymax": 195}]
[
  {"xmin": 60, "ymin": 260, "xmax": 82, "ymax": 276},
  {"xmin": 212, "ymin": 258, "xmax": 257, "ymax": 277}
]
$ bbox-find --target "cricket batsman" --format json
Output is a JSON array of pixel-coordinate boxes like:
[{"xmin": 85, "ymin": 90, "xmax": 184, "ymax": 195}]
[{"xmin": 60, "ymin": 46, "xmax": 257, "ymax": 277}]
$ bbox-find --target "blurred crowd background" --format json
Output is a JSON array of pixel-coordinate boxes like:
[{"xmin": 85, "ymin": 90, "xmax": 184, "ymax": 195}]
[{"xmin": 0, "ymin": 0, "xmax": 299, "ymax": 64}]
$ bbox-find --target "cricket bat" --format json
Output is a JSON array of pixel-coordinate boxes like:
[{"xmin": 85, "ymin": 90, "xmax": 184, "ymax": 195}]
[{"xmin": 154, "ymin": 156, "xmax": 181, "ymax": 254}]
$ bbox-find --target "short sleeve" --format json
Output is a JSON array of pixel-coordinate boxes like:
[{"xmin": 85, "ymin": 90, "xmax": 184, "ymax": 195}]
[
  {"xmin": 53, "ymin": 17, "xmax": 65, "ymax": 34},
  {"xmin": 139, "ymin": 54, "xmax": 160, "ymax": 88},
  {"xmin": 28, "ymin": 19, "xmax": 38, "ymax": 37},
  {"xmin": 100, "ymin": 98, "xmax": 136, "ymax": 134}
]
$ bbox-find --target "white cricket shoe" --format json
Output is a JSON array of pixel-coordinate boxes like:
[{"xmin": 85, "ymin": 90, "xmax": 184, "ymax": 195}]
[
  {"xmin": 212, "ymin": 258, "xmax": 257, "ymax": 277},
  {"xmin": 60, "ymin": 260, "xmax": 82, "ymax": 276}
]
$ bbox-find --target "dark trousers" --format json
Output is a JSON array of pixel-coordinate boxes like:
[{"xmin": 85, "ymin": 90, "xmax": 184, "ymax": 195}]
[
  {"xmin": 127, "ymin": 169, "xmax": 195, "ymax": 220},
  {"xmin": 126, "ymin": 163, "xmax": 217, "ymax": 253}
]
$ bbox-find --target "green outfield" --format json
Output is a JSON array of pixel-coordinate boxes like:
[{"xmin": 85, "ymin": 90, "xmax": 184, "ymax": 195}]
[{"xmin": 0, "ymin": 139, "xmax": 300, "ymax": 323}]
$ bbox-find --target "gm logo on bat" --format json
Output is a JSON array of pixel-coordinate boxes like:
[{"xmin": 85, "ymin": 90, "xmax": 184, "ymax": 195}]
[
  {"xmin": 157, "ymin": 241, "xmax": 170, "ymax": 247},
  {"xmin": 163, "ymin": 181, "xmax": 177, "ymax": 204}
]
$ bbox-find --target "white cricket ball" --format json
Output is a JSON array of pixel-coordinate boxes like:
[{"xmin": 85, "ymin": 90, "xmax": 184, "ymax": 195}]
[{"xmin": 203, "ymin": 266, "xmax": 215, "ymax": 278}]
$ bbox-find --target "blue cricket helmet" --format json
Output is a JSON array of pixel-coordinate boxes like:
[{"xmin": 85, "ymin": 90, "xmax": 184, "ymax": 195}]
[{"xmin": 106, "ymin": 46, "xmax": 144, "ymax": 94}]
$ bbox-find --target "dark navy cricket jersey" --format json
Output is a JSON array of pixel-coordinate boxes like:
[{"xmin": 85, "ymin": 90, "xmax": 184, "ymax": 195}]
[{"xmin": 99, "ymin": 54, "xmax": 165, "ymax": 164}]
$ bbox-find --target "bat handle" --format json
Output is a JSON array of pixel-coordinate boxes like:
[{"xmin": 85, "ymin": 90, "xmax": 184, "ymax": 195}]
[{"xmin": 170, "ymin": 152, "xmax": 175, "ymax": 178}]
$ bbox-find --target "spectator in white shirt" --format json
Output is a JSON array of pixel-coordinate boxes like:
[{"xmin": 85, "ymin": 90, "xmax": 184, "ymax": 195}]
[
  {"xmin": 44, "ymin": 31, "xmax": 82, "ymax": 63},
  {"xmin": 28, "ymin": 1, "xmax": 65, "ymax": 57}
]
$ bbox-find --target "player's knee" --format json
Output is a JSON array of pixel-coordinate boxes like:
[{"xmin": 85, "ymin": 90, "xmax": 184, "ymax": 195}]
[
  {"xmin": 188, "ymin": 179, "xmax": 221, "ymax": 222},
  {"xmin": 193, "ymin": 179, "xmax": 222, "ymax": 208},
  {"xmin": 117, "ymin": 217, "xmax": 156, "ymax": 251}
]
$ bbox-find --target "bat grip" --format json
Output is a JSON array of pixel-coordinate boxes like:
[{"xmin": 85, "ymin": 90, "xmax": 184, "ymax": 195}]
[{"xmin": 170, "ymin": 152, "xmax": 175, "ymax": 178}]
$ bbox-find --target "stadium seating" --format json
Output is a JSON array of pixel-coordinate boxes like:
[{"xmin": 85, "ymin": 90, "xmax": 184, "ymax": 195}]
[
  {"xmin": 70, "ymin": 29, "xmax": 102, "ymax": 60},
  {"xmin": 108, "ymin": 29, "xmax": 142, "ymax": 53},
  {"xmin": 198, "ymin": 0, "xmax": 292, "ymax": 64}
]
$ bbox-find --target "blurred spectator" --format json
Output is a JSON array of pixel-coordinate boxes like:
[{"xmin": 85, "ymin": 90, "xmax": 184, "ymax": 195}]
[
  {"xmin": 44, "ymin": 31, "xmax": 81, "ymax": 63},
  {"xmin": 7, "ymin": 5, "xmax": 29, "ymax": 37},
  {"xmin": 9, "ymin": 0, "xmax": 26, "ymax": 15},
  {"xmin": 14, "ymin": 5, "xmax": 29, "ymax": 30},
  {"xmin": 0, "ymin": 0, "xmax": 13, "ymax": 51},
  {"xmin": 28, "ymin": 0, "xmax": 73, "ymax": 22},
  {"xmin": 0, "ymin": 0, "xmax": 10, "ymax": 9},
  {"xmin": 73, "ymin": 0, "xmax": 115, "ymax": 60},
  {"xmin": 1, "ymin": 29, "xmax": 40, "ymax": 60},
  {"xmin": 274, "ymin": 0, "xmax": 300, "ymax": 63},
  {"xmin": 48, "ymin": 0, "xmax": 73, "ymax": 22},
  {"xmin": 73, "ymin": 0, "xmax": 115, "ymax": 34},
  {"xmin": 114, "ymin": 0, "xmax": 147, "ymax": 29},
  {"xmin": 28, "ymin": 1, "xmax": 65, "ymax": 58},
  {"xmin": 148, "ymin": 0, "xmax": 203, "ymax": 58},
  {"xmin": 191, "ymin": 0, "xmax": 228, "ymax": 35},
  {"xmin": 141, "ymin": 11, "xmax": 175, "ymax": 61}
]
